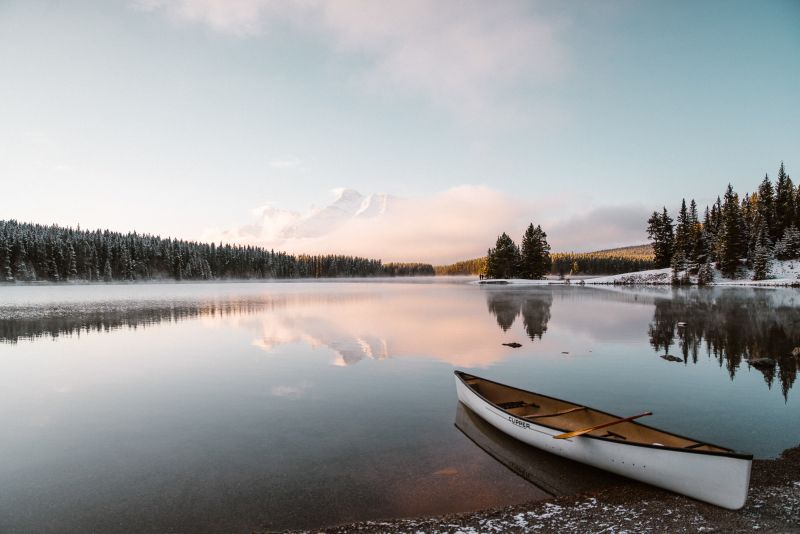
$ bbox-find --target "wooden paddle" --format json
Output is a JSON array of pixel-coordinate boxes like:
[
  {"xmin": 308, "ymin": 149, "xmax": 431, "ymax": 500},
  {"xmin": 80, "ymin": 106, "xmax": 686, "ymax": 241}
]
[{"xmin": 553, "ymin": 411, "xmax": 652, "ymax": 440}]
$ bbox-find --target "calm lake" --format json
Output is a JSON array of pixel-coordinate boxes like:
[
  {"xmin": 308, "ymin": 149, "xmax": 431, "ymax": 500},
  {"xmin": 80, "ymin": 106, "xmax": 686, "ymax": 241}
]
[{"xmin": 2, "ymin": 279, "xmax": 799, "ymax": 532}]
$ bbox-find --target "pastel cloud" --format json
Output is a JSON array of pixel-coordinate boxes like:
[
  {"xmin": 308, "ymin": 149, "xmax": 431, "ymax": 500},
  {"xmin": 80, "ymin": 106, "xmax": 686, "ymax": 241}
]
[
  {"xmin": 204, "ymin": 186, "xmax": 649, "ymax": 263},
  {"xmin": 207, "ymin": 185, "xmax": 533, "ymax": 263},
  {"xmin": 133, "ymin": 0, "xmax": 566, "ymax": 118}
]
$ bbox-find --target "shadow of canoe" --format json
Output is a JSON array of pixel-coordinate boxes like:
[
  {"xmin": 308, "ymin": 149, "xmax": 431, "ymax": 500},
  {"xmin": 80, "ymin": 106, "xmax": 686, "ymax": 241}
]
[{"xmin": 454, "ymin": 401, "xmax": 630, "ymax": 497}]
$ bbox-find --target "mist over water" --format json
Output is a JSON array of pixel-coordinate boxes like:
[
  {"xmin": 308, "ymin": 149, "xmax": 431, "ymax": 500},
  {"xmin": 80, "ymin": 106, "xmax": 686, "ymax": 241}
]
[{"xmin": 1, "ymin": 280, "xmax": 799, "ymax": 532}]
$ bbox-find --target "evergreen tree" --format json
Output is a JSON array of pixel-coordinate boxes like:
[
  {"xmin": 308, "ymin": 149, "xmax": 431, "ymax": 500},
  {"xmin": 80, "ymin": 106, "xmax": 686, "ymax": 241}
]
[
  {"xmin": 103, "ymin": 258, "xmax": 113, "ymax": 282},
  {"xmin": 671, "ymin": 250, "xmax": 688, "ymax": 285},
  {"xmin": 674, "ymin": 199, "xmax": 693, "ymax": 259},
  {"xmin": 740, "ymin": 193, "xmax": 757, "ymax": 264},
  {"xmin": 774, "ymin": 225, "xmax": 800, "ymax": 260},
  {"xmin": 647, "ymin": 208, "xmax": 674, "ymax": 268},
  {"xmin": 1, "ymin": 235, "xmax": 12, "ymax": 281},
  {"xmin": 775, "ymin": 162, "xmax": 795, "ymax": 238},
  {"xmin": 757, "ymin": 173, "xmax": 776, "ymax": 241},
  {"xmin": 688, "ymin": 199, "xmax": 702, "ymax": 265},
  {"xmin": 48, "ymin": 255, "xmax": 60, "ymax": 281},
  {"xmin": 697, "ymin": 258, "xmax": 714, "ymax": 285},
  {"xmin": 795, "ymin": 183, "xmax": 800, "ymax": 229},
  {"xmin": 752, "ymin": 225, "xmax": 772, "ymax": 281},
  {"xmin": 519, "ymin": 223, "xmax": 551, "ymax": 279},
  {"xmin": 66, "ymin": 242, "xmax": 78, "ymax": 280},
  {"xmin": 719, "ymin": 184, "xmax": 746, "ymax": 278},
  {"xmin": 13, "ymin": 241, "xmax": 32, "ymax": 281},
  {"xmin": 486, "ymin": 233, "xmax": 521, "ymax": 279}
]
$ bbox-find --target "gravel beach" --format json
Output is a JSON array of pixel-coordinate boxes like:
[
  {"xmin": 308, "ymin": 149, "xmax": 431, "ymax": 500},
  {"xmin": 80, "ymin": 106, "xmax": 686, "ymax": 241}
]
[{"xmin": 279, "ymin": 445, "xmax": 800, "ymax": 534}]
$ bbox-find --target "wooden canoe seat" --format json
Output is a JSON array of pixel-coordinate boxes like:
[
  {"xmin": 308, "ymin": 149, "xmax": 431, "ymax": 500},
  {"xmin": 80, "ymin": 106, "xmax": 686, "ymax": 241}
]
[{"xmin": 523, "ymin": 406, "xmax": 586, "ymax": 419}]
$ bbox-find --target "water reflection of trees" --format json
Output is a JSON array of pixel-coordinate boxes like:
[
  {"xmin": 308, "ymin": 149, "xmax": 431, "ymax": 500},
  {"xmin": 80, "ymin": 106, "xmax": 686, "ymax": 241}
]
[
  {"xmin": 0, "ymin": 302, "xmax": 247, "ymax": 343},
  {"xmin": 485, "ymin": 290, "xmax": 553, "ymax": 341},
  {"xmin": 648, "ymin": 290, "xmax": 800, "ymax": 398},
  {"xmin": 0, "ymin": 294, "xmax": 370, "ymax": 344}
]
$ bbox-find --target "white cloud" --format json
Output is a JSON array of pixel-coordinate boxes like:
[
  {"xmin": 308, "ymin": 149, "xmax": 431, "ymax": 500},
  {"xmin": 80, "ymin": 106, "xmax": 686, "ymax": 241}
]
[
  {"xmin": 133, "ymin": 0, "xmax": 566, "ymax": 119},
  {"xmin": 204, "ymin": 186, "xmax": 650, "ymax": 264}
]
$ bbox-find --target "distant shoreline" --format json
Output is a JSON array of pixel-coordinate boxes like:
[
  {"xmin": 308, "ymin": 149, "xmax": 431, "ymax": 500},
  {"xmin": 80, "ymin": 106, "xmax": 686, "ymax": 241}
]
[
  {"xmin": 2, "ymin": 270, "xmax": 798, "ymax": 288},
  {"xmin": 0, "ymin": 275, "xmax": 462, "ymax": 288}
]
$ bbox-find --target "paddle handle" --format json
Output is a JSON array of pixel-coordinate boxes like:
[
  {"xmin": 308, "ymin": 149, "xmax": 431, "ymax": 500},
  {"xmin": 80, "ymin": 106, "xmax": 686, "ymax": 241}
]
[{"xmin": 553, "ymin": 411, "xmax": 653, "ymax": 440}]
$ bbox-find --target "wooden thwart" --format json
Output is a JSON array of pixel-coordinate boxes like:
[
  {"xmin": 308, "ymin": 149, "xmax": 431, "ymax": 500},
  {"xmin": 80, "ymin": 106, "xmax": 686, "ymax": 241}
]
[{"xmin": 553, "ymin": 411, "xmax": 653, "ymax": 440}]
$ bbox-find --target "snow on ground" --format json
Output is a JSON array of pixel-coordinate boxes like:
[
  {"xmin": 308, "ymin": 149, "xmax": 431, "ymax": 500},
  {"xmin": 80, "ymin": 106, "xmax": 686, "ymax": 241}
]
[
  {"xmin": 584, "ymin": 268, "xmax": 672, "ymax": 285},
  {"xmin": 474, "ymin": 261, "xmax": 800, "ymax": 287},
  {"xmin": 291, "ymin": 473, "xmax": 800, "ymax": 534},
  {"xmin": 714, "ymin": 260, "xmax": 800, "ymax": 287},
  {"xmin": 292, "ymin": 478, "xmax": 800, "ymax": 533}
]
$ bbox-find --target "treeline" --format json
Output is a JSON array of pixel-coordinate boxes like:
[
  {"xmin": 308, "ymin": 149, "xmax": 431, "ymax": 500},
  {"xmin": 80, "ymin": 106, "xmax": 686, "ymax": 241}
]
[
  {"xmin": 434, "ymin": 257, "xmax": 487, "ymax": 276},
  {"xmin": 382, "ymin": 262, "xmax": 435, "ymax": 276},
  {"xmin": 551, "ymin": 245, "xmax": 655, "ymax": 276},
  {"xmin": 647, "ymin": 162, "xmax": 800, "ymax": 282},
  {"xmin": 0, "ymin": 220, "xmax": 433, "ymax": 282},
  {"xmin": 438, "ymin": 245, "xmax": 655, "ymax": 277},
  {"xmin": 485, "ymin": 223, "xmax": 551, "ymax": 279}
]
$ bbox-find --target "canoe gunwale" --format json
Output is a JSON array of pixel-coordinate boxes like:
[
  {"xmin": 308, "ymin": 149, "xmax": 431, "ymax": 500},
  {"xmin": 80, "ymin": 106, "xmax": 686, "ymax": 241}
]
[{"xmin": 454, "ymin": 371, "xmax": 753, "ymax": 461}]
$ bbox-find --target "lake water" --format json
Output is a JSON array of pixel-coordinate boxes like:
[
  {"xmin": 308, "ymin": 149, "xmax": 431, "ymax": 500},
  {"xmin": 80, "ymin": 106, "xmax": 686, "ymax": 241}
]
[{"xmin": 1, "ymin": 279, "xmax": 799, "ymax": 532}]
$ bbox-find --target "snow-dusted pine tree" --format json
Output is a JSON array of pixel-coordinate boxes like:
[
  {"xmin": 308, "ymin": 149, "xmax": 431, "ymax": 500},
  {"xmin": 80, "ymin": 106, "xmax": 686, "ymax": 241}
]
[
  {"xmin": 752, "ymin": 226, "xmax": 772, "ymax": 281},
  {"xmin": 671, "ymin": 250, "xmax": 688, "ymax": 285},
  {"xmin": 775, "ymin": 225, "xmax": 800, "ymax": 260},
  {"xmin": 103, "ymin": 258, "xmax": 113, "ymax": 282},
  {"xmin": 66, "ymin": 242, "xmax": 78, "ymax": 280},
  {"xmin": 697, "ymin": 259, "xmax": 714, "ymax": 285},
  {"xmin": 1, "ymin": 235, "xmax": 12, "ymax": 281}
]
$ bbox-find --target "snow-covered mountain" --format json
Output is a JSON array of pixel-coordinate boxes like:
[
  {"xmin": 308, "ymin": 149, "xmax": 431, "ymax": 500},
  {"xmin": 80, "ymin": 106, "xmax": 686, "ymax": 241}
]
[
  {"xmin": 356, "ymin": 193, "xmax": 392, "ymax": 218},
  {"xmin": 283, "ymin": 189, "xmax": 396, "ymax": 238}
]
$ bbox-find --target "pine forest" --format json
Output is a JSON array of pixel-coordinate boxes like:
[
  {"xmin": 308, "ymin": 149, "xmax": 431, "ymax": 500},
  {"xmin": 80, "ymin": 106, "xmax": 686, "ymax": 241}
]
[
  {"xmin": 647, "ymin": 162, "xmax": 799, "ymax": 282},
  {"xmin": 0, "ymin": 220, "xmax": 433, "ymax": 282}
]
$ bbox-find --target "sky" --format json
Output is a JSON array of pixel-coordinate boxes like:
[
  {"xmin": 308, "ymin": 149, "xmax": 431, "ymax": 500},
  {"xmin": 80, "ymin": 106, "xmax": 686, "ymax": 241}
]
[{"xmin": 1, "ymin": 0, "xmax": 798, "ymax": 263}]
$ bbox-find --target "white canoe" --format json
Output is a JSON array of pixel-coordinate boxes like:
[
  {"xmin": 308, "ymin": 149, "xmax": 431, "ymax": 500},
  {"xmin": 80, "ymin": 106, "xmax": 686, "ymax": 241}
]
[{"xmin": 455, "ymin": 371, "xmax": 752, "ymax": 509}]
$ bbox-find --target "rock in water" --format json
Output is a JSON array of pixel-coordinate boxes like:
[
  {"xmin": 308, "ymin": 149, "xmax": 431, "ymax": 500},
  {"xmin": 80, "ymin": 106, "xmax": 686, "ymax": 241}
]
[
  {"xmin": 502, "ymin": 342, "xmax": 522, "ymax": 348},
  {"xmin": 792, "ymin": 347, "xmax": 800, "ymax": 358},
  {"xmin": 660, "ymin": 354, "xmax": 683, "ymax": 363}
]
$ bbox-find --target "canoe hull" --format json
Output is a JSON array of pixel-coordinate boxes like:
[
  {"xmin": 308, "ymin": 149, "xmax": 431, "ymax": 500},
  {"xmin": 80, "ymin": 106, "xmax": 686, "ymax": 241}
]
[{"xmin": 455, "ymin": 374, "xmax": 752, "ymax": 510}]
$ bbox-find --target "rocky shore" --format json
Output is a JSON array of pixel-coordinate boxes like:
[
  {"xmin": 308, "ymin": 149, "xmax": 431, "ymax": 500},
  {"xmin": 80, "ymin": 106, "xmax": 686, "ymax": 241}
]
[{"xmin": 284, "ymin": 445, "xmax": 800, "ymax": 534}]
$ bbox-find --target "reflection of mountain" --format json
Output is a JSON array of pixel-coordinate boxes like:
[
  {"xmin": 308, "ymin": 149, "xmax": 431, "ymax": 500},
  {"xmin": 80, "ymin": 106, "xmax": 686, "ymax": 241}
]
[
  {"xmin": 648, "ymin": 289, "xmax": 800, "ymax": 398},
  {"xmin": 0, "ymin": 287, "xmax": 519, "ymax": 368},
  {"xmin": 485, "ymin": 290, "xmax": 553, "ymax": 340},
  {"xmin": 252, "ymin": 316, "xmax": 389, "ymax": 366}
]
